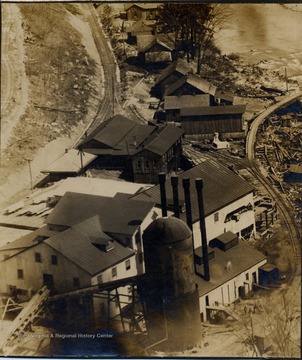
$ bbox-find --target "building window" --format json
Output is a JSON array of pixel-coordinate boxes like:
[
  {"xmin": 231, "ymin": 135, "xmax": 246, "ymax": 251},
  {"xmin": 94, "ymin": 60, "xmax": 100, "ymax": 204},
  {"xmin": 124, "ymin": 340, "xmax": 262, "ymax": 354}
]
[
  {"xmin": 73, "ymin": 277, "xmax": 80, "ymax": 288},
  {"xmin": 112, "ymin": 267, "xmax": 117, "ymax": 278},
  {"xmin": 97, "ymin": 274, "xmax": 103, "ymax": 284},
  {"xmin": 145, "ymin": 160, "xmax": 150, "ymax": 169},
  {"xmin": 51, "ymin": 255, "xmax": 58, "ymax": 265},
  {"xmin": 153, "ymin": 161, "xmax": 157, "ymax": 169},
  {"xmin": 245, "ymin": 273, "xmax": 249, "ymax": 281},
  {"xmin": 214, "ymin": 212, "xmax": 219, "ymax": 223},
  {"xmin": 137, "ymin": 160, "xmax": 141, "ymax": 170},
  {"xmin": 35, "ymin": 252, "xmax": 42, "ymax": 263},
  {"xmin": 17, "ymin": 269, "xmax": 24, "ymax": 279},
  {"xmin": 125, "ymin": 259, "xmax": 131, "ymax": 271}
]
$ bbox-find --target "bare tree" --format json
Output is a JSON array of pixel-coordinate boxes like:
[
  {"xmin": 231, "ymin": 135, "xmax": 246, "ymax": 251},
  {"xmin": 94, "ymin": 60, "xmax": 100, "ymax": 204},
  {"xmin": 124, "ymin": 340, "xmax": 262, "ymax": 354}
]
[{"xmin": 157, "ymin": 4, "xmax": 229, "ymax": 73}]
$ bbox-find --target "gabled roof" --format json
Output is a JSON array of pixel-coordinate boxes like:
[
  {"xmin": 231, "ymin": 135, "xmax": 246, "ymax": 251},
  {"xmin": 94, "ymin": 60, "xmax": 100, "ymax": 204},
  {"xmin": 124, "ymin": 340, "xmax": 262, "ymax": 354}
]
[
  {"xmin": 180, "ymin": 105, "xmax": 246, "ymax": 117},
  {"xmin": 140, "ymin": 125, "xmax": 184, "ymax": 156},
  {"xmin": 140, "ymin": 37, "xmax": 174, "ymax": 53},
  {"xmin": 131, "ymin": 158, "xmax": 254, "ymax": 220},
  {"xmin": 78, "ymin": 115, "xmax": 156, "ymax": 155},
  {"xmin": 164, "ymin": 94, "xmax": 210, "ymax": 110},
  {"xmin": 164, "ymin": 73, "xmax": 217, "ymax": 97},
  {"xmin": 125, "ymin": 3, "xmax": 160, "ymax": 11},
  {"xmin": 41, "ymin": 149, "xmax": 96, "ymax": 174},
  {"xmin": 45, "ymin": 216, "xmax": 134, "ymax": 276},
  {"xmin": 0, "ymin": 231, "xmax": 39, "ymax": 252},
  {"xmin": 78, "ymin": 115, "xmax": 137, "ymax": 149},
  {"xmin": 46, "ymin": 192, "xmax": 155, "ymax": 236},
  {"xmin": 155, "ymin": 60, "xmax": 192, "ymax": 86}
]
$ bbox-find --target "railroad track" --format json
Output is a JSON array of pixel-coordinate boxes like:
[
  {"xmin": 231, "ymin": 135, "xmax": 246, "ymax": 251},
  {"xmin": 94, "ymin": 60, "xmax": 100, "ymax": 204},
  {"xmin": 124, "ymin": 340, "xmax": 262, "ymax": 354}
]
[
  {"xmin": 184, "ymin": 145, "xmax": 301, "ymax": 278},
  {"xmin": 247, "ymin": 159, "xmax": 301, "ymax": 279}
]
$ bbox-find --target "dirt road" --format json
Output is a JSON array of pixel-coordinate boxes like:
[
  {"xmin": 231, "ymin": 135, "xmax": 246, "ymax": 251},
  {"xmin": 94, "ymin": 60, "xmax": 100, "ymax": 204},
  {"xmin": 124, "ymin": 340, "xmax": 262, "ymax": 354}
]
[{"xmin": 1, "ymin": 4, "xmax": 29, "ymax": 150}]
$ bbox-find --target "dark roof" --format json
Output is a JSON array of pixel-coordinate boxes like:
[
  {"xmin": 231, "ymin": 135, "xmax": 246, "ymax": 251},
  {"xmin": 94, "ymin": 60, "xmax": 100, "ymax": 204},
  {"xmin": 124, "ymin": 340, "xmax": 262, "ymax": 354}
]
[
  {"xmin": 140, "ymin": 37, "xmax": 174, "ymax": 53},
  {"xmin": 155, "ymin": 60, "xmax": 192, "ymax": 86},
  {"xmin": 77, "ymin": 115, "xmax": 182, "ymax": 158},
  {"xmin": 164, "ymin": 73, "xmax": 217, "ymax": 97},
  {"xmin": 259, "ymin": 263, "xmax": 279, "ymax": 272},
  {"xmin": 45, "ymin": 216, "xmax": 134, "ymax": 276},
  {"xmin": 41, "ymin": 149, "xmax": 96, "ymax": 174},
  {"xmin": 196, "ymin": 238, "xmax": 267, "ymax": 296},
  {"xmin": 214, "ymin": 231, "xmax": 238, "ymax": 244},
  {"xmin": 141, "ymin": 125, "xmax": 183, "ymax": 156},
  {"xmin": 78, "ymin": 115, "xmax": 156, "ymax": 156},
  {"xmin": 131, "ymin": 159, "xmax": 254, "ymax": 220},
  {"xmin": 125, "ymin": 3, "xmax": 160, "ymax": 11},
  {"xmin": 164, "ymin": 94, "xmax": 210, "ymax": 110},
  {"xmin": 180, "ymin": 105, "xmax": 246, "ymax": 117},
  {"xmin": 125, "ymin": 20, "xmax": 155, "ymax": 34},
  {"xmin": 46, "ymin": 192, "xmax": 155, "ymax": 236},
  {"xmin": 143, "ymin": 217, "xmax": 192, "ymax": 244}
]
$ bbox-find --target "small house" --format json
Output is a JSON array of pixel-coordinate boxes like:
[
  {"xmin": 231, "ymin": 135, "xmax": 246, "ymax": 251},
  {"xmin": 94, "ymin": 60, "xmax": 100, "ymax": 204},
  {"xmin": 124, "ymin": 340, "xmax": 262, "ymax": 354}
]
[{"xmin": 125, "ymin": 3, "xmax": 160, "ymax": 21}]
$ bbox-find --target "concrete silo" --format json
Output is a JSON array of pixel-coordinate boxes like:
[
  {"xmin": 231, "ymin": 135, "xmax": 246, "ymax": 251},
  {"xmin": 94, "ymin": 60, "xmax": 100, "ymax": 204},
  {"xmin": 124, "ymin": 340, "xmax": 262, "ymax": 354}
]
[{"xmin": 141, "ymin": 217, "xmax": 201, "ymax": 352}]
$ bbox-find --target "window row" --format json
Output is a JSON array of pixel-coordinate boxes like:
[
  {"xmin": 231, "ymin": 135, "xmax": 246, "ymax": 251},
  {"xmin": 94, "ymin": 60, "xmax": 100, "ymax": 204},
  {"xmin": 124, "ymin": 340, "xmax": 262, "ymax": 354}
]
[
  {"xmin": 111, "ymin": 259, "xmax": 132, "ymax": 279},
  {"xmin": 136, "ymin": 160, "xmax": 157, "ymax": 170},
  {"xmin": 35, "ymin": 253, "xmax": 57, "ymax": 265},
  {"xmin": 17, "ymin": 269, "xmax": 80, "ymax": 288}
]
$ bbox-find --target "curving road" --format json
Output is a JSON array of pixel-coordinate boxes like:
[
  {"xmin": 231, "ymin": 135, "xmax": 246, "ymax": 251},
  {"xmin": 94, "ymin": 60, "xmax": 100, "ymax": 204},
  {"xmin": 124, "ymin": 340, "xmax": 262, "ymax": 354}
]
[{"xmin": 246, "ymin": 91, "xmax": 302, "ymax": 161}]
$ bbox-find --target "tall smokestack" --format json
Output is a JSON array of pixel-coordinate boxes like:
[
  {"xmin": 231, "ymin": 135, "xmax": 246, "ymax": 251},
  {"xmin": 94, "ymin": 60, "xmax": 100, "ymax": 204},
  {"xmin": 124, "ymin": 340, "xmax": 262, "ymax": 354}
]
[
  {"xmin": 158, "ymin": 172, "xmax": 167, "ymax": 217},
  {"xmin": 182, "ymin": 178, "xmax": 193, "ymax": 230},
  {"xmin": 195, "ymin": 178, "xmax": 210, "ymax": 281},
  {"xmin": 171, "ymin": 175, "xmax": 180, "ymax": 218}
]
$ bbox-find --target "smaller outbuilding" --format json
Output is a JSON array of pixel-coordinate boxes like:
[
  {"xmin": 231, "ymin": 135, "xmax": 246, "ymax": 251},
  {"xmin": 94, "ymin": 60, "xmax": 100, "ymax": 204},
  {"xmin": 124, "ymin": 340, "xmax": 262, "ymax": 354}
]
[{"xmin": 125, "ymin": 3, "xmax": 161, "ymax": 21}]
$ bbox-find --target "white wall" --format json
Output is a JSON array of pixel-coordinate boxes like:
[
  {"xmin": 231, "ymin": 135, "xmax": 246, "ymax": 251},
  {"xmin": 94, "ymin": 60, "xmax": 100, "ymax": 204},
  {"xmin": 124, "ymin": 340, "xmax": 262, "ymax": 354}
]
[
  {"xmin": 198, "ymin": 259, "xmax": 267, "ymax": 321},
  {"xmin": 192, "ymin": 193, "xmax": 255, "ymax": 249},
  {"xmin": 0, "ymin": 242, "xmax": 91, "ymax": 295}
]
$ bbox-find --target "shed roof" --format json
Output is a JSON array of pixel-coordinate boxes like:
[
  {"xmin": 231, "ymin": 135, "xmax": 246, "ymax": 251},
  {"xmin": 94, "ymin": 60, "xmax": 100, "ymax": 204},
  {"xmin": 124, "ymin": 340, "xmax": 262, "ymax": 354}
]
[
  {"xmin": 0, "ymin": 231, "xmax": 39, "ymax": 251},
  {"xmin": 131, "ymin": 158, "xmax": 254, "ymax": 219},
  {"xmin": 41, "ymin": 149, "xmax": 96, "ymax": 174},
  {"xmin": 196, "ymin": 238, "xmax": 267, "ymax": 296},
  {"xmin": 164, "ymin": 94, "xmax": 210, "ymax": 110},
  {"xmin": 45, "ymin": 216, "xmax": 134, "ymax": 276},
  {"xmin": 46, "ymin": 192, "xmax": 155, "ymax": 235},
  {"xmin": 215, "ymin": 91, "xmax": 235, "ymax": 102},
  {"xmin": 180, "ymin": 105, "xmax": 246, "ymax": 117}
]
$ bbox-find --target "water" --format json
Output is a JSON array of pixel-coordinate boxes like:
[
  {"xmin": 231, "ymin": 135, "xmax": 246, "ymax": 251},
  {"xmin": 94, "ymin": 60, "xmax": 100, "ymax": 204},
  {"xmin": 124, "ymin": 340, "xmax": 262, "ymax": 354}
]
[{"xmin": 215, "ymin": 4, "xmax": 302, "ymax": 77}]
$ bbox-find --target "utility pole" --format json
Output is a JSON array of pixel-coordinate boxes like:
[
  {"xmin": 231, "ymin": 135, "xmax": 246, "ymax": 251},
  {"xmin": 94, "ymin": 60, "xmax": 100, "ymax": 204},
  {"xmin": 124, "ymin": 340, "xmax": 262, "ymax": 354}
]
[
  {"xmin": 285, "ymin": 67, "xmax": 289, "ymax": 92},
  {"xmin": 28, "ymin": 160, "xmax": 33, "ymax": 193}
]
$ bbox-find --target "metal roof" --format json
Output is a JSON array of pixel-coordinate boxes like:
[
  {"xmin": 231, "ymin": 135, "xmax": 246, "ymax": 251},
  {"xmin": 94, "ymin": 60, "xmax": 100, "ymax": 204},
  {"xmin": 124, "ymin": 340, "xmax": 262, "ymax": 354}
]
[
  {"xmin": 164, "ymin": 94, "xmax": 210, "ymax": 110},
  {"xmin": 41, "ymin": 149, "xmax": 96, "ymax": 174},
  {"xmin": 155, "ymin": 60, "xmax": 192, "ymax": 85},
  {"xmin": 195, "ymin": 238, "xmax": 267, "ymax": 296},
  {"xmin": 215, "ymin": 91, "xmax": 235, "ymax": 102},
  {"xmin": 0, "ymin": 231, "xmax": 39, "ymax": 251},
  {"xmin": 131, "ymin": 159, "xmax": 254, "ymax": 220},
  {"xmin": 46, "ymin": 192, "xmax": 155, "ymax": 236},
  {"xmin": 45, "ymin": 216, "xmax": 135, "ymax": 276},
  {"xmin": 180, "ymin": 105, "xmax": 246, "ymax": 117},
  {"xmin": 142, "ymin": 125, "xmax": 183, "ymax": 156}
]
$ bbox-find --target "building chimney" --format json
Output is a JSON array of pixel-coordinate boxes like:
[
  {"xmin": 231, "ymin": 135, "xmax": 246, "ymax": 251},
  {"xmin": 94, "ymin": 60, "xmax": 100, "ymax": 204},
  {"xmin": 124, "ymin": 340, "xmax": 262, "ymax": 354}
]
[
  {"xmin": 182, "ymin": 178, "xmax": 193, "ymax": 230},
  {"xmin": 171, "ymin": 175, "xmax": 180, "ymax": 218},
  {"xmin": 158, "ymin": 172, "xmax": 167, "ymax": 217},
  {"xmin": 195, "ymin": 178, "xmax": 210, "ymax": 281}
]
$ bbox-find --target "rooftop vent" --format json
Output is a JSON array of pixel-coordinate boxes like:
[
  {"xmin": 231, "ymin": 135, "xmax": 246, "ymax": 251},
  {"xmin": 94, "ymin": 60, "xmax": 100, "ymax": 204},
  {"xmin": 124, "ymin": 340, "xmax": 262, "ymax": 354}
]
[
  {"xmin": 91, "ymin": 237, "xmax": 115, "ymax": 252},
  {"xmin": 209, "ymin": 231, "xmax": 238, "ymax": 252}
]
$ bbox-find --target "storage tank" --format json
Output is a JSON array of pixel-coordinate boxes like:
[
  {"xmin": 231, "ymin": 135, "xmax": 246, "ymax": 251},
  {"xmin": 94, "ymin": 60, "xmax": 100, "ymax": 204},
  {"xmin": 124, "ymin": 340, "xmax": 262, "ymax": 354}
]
[{"xmin": 141, "ymin": 217, "xmax": 201, "ymax": 351}]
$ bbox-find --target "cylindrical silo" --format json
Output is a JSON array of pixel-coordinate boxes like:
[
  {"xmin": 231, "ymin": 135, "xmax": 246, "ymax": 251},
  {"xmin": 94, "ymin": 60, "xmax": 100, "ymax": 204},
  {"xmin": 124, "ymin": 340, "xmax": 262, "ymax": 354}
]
[{"xmin": 141, "ymin": 217, "xmax": 201, "ymax": 351}]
